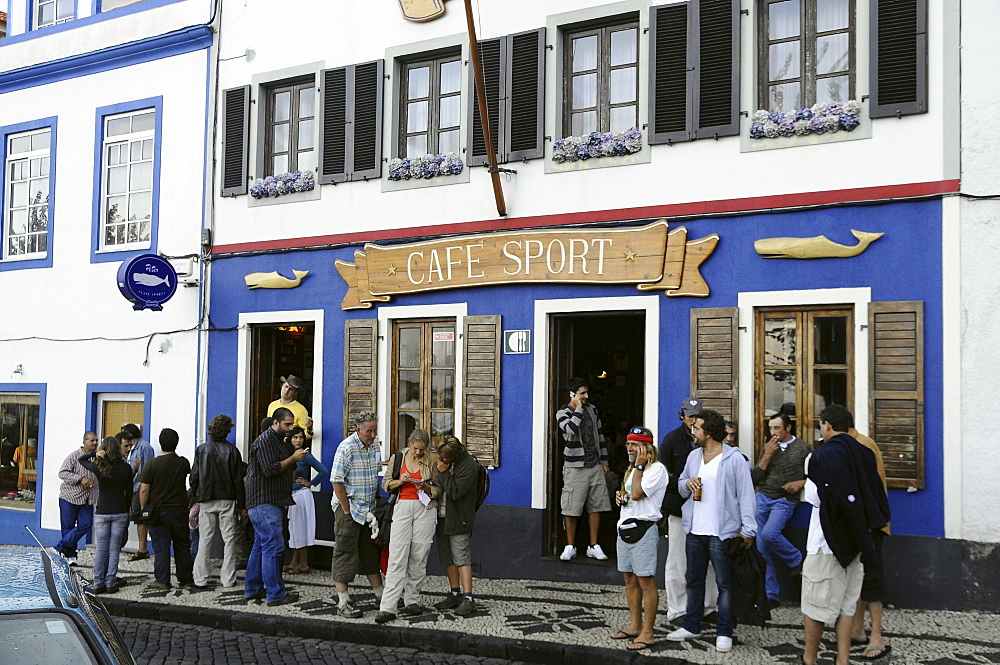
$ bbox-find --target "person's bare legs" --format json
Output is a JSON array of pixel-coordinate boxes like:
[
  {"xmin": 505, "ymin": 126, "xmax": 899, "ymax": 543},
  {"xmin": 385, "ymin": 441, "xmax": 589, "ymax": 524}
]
[
  {"xmin": 588, "ymin": 512, "xmax": 600, "ymax": 546},
  {"xmin": 863, "ymin": 601, "xmax": 887, "ymax": 657},
  {"xmin": 458, "ymin": 564, "xmax": 473, "ymax": 593},
  {"xmin": 564, "ymin": 515, "xmax": 578, "ymax": 547},
  {"xmin": 618, "ymin": 573, "xmax": 643, "ymax": 636},
  {"xmin": 137, "ymin": 524, "xmax": 149, "ymax": 553},
  {"xmin": 850, "ymin": 598, "xmax": 868, "ymax": 642},
  {"xmin": 445, "ymin": 564, "xmax": 460, "ymax": 589},
  {"xmin": 803, "ymin": 615, "xmax": 824, "ymax": 665},
  {"xmin": 295, "ymin": 546, "xmax": 311, "ymax": 572},
  {"xmin": 833, "ymin": 614, "xmax": 854, "ymax": 665},
  {"xmin": 286, "ymin": 548, "xmax": 300, "ymax": 571},
  {"xmin": 367, "ymin": 571, "xmax": 383, "ymax": 591},
  {"xmin": 635, "ymin": 576, "xmax": 658, "ymax": 645}
]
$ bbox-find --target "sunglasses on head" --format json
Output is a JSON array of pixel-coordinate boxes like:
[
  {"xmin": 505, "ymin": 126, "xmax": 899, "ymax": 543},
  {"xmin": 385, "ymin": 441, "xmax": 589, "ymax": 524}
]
[{"xmin": 629, "ymin": 427, "xmax": 644, "ymax": 435}]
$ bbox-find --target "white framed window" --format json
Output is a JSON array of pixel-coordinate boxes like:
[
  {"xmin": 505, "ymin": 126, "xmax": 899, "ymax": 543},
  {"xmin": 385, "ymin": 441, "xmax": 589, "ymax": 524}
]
[
  {"xmin": 100, "ymin": 109, "xmax": 154, "ymax": 251},
  {"xmin": 5, "ymin": 128, "xmax": 50, "ymax": 260},
  {"xmin": 34, "ymin": 0, "xmax": 73, "ymax": 29}
]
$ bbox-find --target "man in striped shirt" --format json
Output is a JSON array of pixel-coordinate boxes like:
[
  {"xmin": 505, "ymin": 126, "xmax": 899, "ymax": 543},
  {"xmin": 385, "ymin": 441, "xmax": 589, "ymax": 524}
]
[
  {"xmin": 55, "ymin": 432, "xmax": 100, "ymax": 565},
  {"xmin": 555, "ymin": 377, "xmax": 610, "ymax": 562}
]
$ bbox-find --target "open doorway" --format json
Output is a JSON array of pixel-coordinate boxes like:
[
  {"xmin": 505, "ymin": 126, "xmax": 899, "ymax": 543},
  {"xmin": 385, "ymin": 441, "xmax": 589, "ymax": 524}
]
[
  {"xmin": 545, "ymin": 311, "xmax": 645, "ymax": 560},
  {"xmin": 247, "ymin": 323, "xmax": 316, "ymax": 439}
]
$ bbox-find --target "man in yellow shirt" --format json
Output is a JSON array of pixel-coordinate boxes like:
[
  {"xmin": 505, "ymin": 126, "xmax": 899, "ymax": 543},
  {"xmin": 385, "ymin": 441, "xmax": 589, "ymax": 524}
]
[{"xmin": 267, "ymin": 376, "xmax": 314, "ymax": 439}]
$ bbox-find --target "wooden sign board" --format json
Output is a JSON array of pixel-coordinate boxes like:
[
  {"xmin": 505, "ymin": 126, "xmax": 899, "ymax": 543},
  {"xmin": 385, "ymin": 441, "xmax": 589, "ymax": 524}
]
[
  {"xmin": 335, "ymin": 220, "xmax": 718, "ymax": 310},
  {"xmin": 397, "ymin": 0, "xmax": 446, "ymax": 22}
]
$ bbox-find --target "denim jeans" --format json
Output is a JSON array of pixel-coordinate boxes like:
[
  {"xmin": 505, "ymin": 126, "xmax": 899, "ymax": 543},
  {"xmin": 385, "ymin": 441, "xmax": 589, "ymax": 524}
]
[
  {"xmin": 56, "ymin": 499, "xmax": 93, "ymax": 558},
  {"xmin": 683, "ymin": 534, "xmax": 735, "ymax": 637},
  {"xmin": 92, "ymin": 513, "xmax": 128, "ymax": 588},
  {"xmin": 245, "ymin": 504, "xmax": 287, "ymax": 603},
  {"xmin": 755, "ymin": 493, "xmax": 802, "ymax": 601},
  {"xmin": 148, "ymin": 509, "xmax": 194, "ymax": 586}
]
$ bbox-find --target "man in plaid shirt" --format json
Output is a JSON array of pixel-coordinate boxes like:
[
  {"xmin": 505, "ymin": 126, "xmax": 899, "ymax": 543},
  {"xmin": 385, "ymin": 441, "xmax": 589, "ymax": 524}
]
[{"xmin": 330, "ymin": 410, "xmax": 384, "ymax": 618}]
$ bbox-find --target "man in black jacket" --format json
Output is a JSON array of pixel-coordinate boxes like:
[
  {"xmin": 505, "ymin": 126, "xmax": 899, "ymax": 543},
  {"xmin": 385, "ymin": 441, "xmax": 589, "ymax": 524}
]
[
  {"xmin": 191, "ymin": 414, "xmax": 245, "ymax": 589},
  {"xmin": 433, "ymin": 436, "xmax": 480, "ymax": 616},
  {"xmin": 801, "ymin": 405, "xmax": 889, "ymax": 665},
  {"xmin": 658, "ymin": 396, "xmax": 716, "ymax": 623}
]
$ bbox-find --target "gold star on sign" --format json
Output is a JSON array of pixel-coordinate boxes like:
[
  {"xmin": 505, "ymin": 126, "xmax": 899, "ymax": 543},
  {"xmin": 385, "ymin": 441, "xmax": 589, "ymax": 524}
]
[
  {"xmin": 623, "ymin": 249, "xmax": 637, "ymax": 262},
  {"xmin": 387, "ymin": 264, "xmax": 397, "ymax": 276}
]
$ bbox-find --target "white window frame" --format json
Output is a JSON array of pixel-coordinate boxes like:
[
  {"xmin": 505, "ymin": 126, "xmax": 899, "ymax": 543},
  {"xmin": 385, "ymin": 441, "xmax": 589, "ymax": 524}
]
[
  {"xmin": 377, "ymin": 302, "xmax": 468, "ymax": 465},
  {"xmin": 99, "ymin": 108, "xmax": 155, "ymax": 252},
  {"xmin": 4, "ymin": 128, "xmax": 50, "ymax": 261},
  {"xmin": 737, "ymin": 287, "xmax": 871, "ymax": 461},
  {"xmin": 235, "ymin": 309, "xmax": 325, "ymax": 456},
  {"xmin": 531, "ymin": 295, "xmax": 660, "ymax": 509},
  {"xmin": 34, "ymin": 0, "xmax": 74, "ymax": 29}
]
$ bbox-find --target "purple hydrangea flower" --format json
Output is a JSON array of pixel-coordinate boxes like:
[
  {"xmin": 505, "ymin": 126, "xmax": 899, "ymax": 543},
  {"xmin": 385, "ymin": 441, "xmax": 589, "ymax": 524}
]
[
  {"xmin": 749, "ymin": 123, "xmax": 765, "ymax": 139},
  {"xmin": 809, "ymin": 116, "xmax": 828, "ymax": 134},
  {"xmin": 839, "ymin": 114, "xmax": 860, "ymax": 131},
  {"xmin": 777, "ymin": 119, "xmax": 795, "ymax": 137},
  {"xmin": 826, "ymin": 103, "xmax": 843, "ymax": 116},
  {"xmin": 624, "ymin": 127, "xmax": 642, "ymax": 141},
  {"xmin": 794, "ymin": 108, "xmax": 813, "ymax": 121},
  {"xmin": 576, "ymin": 145, "xmax": 590, "ymax": 160},
  {"xmin": 768, "ymin": 110, "xmax": 784, "ymax": 123}
]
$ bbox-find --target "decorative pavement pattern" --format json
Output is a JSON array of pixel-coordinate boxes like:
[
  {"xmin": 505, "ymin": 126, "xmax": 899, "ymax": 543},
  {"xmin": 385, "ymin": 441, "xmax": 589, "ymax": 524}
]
[{"xmin": 73, "ymin": 549, "xmax": 999, "ymax": 664}]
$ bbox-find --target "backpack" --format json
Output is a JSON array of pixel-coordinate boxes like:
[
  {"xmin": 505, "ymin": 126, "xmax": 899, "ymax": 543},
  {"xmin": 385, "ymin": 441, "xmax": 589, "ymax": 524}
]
[{"xmin": 473, "ymin": 457, "xmax": 490, "ymax": 511}]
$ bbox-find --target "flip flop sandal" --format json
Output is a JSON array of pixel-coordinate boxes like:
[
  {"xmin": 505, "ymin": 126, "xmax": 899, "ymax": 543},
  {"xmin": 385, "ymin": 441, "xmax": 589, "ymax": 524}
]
[
  {"xmin": 611, "ymin": 631, "xmax": 639, "ymax": 640},
  {"xmin": 626, "ymin": 641, "xmax": 655, "ymax": 651},
  {"xmin": 861, "ymin": 645, "xmax": 891, "ymax": 660}
]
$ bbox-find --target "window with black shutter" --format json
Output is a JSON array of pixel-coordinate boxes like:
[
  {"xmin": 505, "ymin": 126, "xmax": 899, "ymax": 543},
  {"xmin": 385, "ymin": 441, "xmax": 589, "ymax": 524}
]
[
  {"xmin": 221, "ymin": 85, "xmax": 250, "ymax": 196},
  {"xmin": 649, "ymin": 0, "xmax": 739, "ymax": 145},
  {"xmin": 562, "ymin": 20, "xmax": 640, "ymax": 137},
  {"xmin": 319, "ymin": 59, "xmax": 385, "ymax": 184},
  {"xmin": 468, "ymin": 28, "xmax": 546, "ymax": 166},
  {"xmin": 869, "ymin": 0, "xmax": 927, "ymax": 118},
  {"xmin": 756, "ymin": 0, "xmax": 856, "ymax": 112}
]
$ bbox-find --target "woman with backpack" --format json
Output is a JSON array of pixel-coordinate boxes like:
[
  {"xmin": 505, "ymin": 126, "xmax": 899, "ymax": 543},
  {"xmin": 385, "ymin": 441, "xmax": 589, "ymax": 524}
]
[
  {"xmin": 79, "ymin": 436, "xmax": 134, "ymax": 594},
  {"xmin": 373, "ymin": 429, "xmax": 440, "ymax": 624}
]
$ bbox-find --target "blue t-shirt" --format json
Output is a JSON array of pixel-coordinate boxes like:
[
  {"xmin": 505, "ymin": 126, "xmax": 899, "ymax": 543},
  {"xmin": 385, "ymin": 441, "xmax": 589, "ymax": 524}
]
[{"xmin": 129, "ymin": 438, "xmax": 155, "ymax": 492}]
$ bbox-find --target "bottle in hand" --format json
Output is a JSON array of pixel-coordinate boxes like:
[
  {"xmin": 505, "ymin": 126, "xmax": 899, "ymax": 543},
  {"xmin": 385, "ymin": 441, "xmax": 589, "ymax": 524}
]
[{"xmin": 692, "ymin": 478, "xmax": 702, "ymax": 501}]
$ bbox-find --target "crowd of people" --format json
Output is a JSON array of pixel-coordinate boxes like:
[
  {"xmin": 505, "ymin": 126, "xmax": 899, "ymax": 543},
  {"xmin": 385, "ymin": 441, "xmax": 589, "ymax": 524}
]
[{"xmin": 54, "ymin": 372, "xmax": 892, "ymax": 664}]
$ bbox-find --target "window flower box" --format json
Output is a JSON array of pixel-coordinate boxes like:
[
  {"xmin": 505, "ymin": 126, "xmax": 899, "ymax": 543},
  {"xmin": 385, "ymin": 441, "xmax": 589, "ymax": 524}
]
[
  {"xmin": 388, "ymin": 153, "xmax": 464, "ymax": 181},
  {"xmin": 749, "ymin": 100, "xmax": 862, "ymax": 140},
  {"xmin": 250, "ymin": 170, "xmax": 316, "ymax": 199},
  {"xmin": 552, "ymin": 128, "xmax": 643, "ymax": 163}
]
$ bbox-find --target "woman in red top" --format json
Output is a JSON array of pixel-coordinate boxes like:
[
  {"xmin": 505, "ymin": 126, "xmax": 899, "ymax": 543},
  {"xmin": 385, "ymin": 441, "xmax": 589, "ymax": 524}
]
[{"xmin": 373, "ymin": 429, "xmax": 441, "ymax": 623}]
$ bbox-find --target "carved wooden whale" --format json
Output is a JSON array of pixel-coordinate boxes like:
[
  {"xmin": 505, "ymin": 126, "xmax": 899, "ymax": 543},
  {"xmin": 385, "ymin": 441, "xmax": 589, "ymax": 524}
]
[
  {"xmin": 244, "ymin": 270, "xmax": 309, "ymax": 289},
  {"xmin": 754, "ymin": 229, "xmax": 884, "ymax": 259}
]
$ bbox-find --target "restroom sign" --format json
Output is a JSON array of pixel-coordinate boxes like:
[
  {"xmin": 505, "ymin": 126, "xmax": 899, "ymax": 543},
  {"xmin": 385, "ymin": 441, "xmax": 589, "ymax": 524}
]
[{"xmin": 503, "ymin": 330, "xmax": 531, "ymax": 354}]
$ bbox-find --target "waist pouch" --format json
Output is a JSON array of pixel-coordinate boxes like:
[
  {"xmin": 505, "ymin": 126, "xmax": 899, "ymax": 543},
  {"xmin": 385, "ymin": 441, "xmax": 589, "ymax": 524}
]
[{"xmin": 618, "ymin": 518, "xmax": 657, "ymax": 544}]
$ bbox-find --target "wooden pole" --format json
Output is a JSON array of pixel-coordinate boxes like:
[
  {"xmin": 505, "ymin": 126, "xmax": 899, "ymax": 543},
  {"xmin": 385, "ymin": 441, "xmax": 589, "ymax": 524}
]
[{"xmin": 463, "ymin": 0, "xmax": 507, "ymax": 217}]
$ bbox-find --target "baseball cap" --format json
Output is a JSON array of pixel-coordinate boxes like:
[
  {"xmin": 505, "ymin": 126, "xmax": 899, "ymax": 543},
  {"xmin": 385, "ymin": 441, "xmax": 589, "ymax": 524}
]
[{"xmin": 680, "ymin": 397, "xmax": 703, "ymax": 416}]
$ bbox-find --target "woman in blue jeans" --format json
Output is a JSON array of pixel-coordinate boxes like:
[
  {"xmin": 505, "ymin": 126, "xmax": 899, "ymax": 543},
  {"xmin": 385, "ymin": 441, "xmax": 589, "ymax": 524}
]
[{"xmin": 80, "ymin": 436, "xmax": 134, "ymax": 594}]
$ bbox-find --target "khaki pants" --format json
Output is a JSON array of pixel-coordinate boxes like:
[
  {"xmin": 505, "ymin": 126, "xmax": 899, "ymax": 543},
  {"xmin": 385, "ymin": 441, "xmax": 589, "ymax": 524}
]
[{"xmin": 378, "ymin": 499, "xmax": 437, "ymax": 612}]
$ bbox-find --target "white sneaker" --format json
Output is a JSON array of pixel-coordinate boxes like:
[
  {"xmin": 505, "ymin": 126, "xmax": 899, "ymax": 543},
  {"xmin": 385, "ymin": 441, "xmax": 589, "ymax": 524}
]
[
  {"xmin": 66, "ymin": 557, "xmax": 78, "ymax": 566},
  {"xmin": 585, "ymin": 544, "xmax": 608, "ymax": 560},
  {"xmin": 559, "ymin": 545, "xmax": 577, "ymax": 561},
  {"xmin": 666, "ymin": 627, "xmax": 702, "ymax": 641},
  {"xmin": 716, "ymin": 636, "xmax": 733, "ymax": 652}
]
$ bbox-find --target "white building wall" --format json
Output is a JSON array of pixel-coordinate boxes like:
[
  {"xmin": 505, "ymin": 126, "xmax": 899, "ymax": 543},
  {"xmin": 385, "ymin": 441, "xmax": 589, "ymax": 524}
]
[
  {"xmin": 959, "ymin": 0, "xmax": 1000, "ymax": 543},
  {"xmin": 212, "ymin": 0, "xmax": 958, "ymax": 247},
  {"xmin": 0, "ymin": 0, "xmax": 213, "ymax": 535}
]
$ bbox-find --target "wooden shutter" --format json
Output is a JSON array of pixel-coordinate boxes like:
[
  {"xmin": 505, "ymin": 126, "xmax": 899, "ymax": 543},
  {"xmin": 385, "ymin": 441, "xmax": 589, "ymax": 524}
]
[
  {"xmin": 693, "ymin": 0, "xmax": 740, "ymax": 139},
  {"xmin": 469, "ymin": 37, "xmax": 503, "ymax": 167},
  {"xmin": 349, "ymin": 59, "xmax": 384, "ymax": 179},
  {"xmin": 649, "ymin": 2, "xmax": 691, "ymax": 144},
  {"xmin": 868, "ymin": 301, "xmax": 924, "ymax": 489},
  {"xmin": 462, "ymin": 315, "xmax": 500, "ymax": 467},
  {"xmin": 220, "ymin": 85, "xmax": 250, "ymax": 196},
  {"xmin": 319, "ymin": 67, "xmax": 348, "ymax": 184},
  {"xmin": 505, "ymin": 27, "xmax": 545, "ymax": 161},
  {"xmin": 690, "ymin": 307, "xmax": 739, "ymax": 421},
  {"xmin": 344, "ymin": 319, "xmax": 378, "ymax": 441},
  {"xmin": 869, "ymin": 0, "xmax": 928, "ymax": 118}
]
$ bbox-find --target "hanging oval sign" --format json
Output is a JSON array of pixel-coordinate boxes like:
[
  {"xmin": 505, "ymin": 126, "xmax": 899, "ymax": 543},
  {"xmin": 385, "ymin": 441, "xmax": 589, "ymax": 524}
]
[{"xmin": 117, "ymin": 254, "xmax": 178, "ymax": 311}]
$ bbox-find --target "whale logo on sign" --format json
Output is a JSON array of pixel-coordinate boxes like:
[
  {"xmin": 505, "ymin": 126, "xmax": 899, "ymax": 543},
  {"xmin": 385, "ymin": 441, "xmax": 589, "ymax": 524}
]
[{"xmin": 117, "ymin": 254, "xmax": 179, "ymax": 311}]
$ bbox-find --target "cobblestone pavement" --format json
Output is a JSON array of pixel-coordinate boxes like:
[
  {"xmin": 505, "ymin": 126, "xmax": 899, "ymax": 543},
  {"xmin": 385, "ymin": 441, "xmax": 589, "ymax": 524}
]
[
  {"xmin": 117, "ymin": 617, "xmax": 527, "ymax": 665},
  {"xmin": 75, "ymin": 549, "xmax": 1000, "ymax": 664}
]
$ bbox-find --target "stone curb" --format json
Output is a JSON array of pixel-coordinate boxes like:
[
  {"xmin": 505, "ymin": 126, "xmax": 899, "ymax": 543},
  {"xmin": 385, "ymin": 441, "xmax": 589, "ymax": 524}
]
[{"xmin": 100, "ymin": 597, "xmax": 686, "ymax": 664}]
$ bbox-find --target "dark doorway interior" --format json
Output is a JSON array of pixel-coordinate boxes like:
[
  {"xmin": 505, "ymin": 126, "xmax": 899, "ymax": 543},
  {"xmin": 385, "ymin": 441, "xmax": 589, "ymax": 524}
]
[
  {"xmin": 545, "ymin": 311, "xmax": 645, "ymax": 560},
  {"xmin": 248, "ymin": 323, "xmax": 315, "ymax": 440}
]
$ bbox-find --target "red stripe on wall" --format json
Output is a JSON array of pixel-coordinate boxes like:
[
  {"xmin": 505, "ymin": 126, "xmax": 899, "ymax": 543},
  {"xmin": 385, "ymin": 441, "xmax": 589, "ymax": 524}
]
[{"xmin": 212, "ymin": 179, "xmax": 960, "ymax": 255}]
